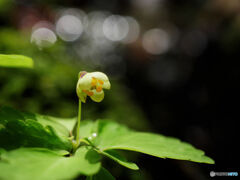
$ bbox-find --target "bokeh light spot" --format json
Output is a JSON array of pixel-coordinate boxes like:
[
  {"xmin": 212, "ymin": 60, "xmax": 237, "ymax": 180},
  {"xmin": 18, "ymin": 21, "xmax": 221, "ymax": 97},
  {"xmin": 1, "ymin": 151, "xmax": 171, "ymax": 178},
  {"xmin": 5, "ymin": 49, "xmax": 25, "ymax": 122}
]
[
  {"xmin": 103, "ymin": 15, "xmax": 129, "ymax": 41},
  {"xmin": 56, "ymin": 14, "xmax": 83, "ymax": 42},
  {"xmin": 142, "ymin": 28, "xmax": 170, "ymax": 55}
]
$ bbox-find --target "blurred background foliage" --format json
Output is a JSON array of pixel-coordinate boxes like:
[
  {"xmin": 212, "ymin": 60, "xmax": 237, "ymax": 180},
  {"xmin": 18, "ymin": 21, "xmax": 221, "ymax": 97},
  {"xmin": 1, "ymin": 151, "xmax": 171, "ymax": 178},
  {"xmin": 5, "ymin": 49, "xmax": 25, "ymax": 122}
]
[
  {"xmin": 0, "ymin": 0, "xmax": 239, "ymax": 179},
  {"xmin": 0, "ymin": 29, "xmax": 149, "ymax": 131}
]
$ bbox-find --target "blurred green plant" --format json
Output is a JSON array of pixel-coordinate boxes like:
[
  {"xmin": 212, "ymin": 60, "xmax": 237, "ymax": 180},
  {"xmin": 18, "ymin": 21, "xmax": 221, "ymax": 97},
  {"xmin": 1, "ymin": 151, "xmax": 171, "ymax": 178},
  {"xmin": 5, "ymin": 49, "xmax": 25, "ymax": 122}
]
[
  {"xmin": 0, "ymin": 54, "xmax": 33, "ymax": 68},
  {"xmin": 0, "ymin": 29, "xmax": 148, "ymax": 131}
]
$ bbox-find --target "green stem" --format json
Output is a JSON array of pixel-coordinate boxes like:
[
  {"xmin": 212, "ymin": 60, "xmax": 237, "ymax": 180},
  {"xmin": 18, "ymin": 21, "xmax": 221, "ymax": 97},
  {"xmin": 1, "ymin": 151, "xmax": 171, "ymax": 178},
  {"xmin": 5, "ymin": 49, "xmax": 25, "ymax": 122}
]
[
  {"xmin": 72, "ymin": 99, "xmax": 81, "ymax": 153},
  {"xmin": 76, "ymin": 99, "xmax": 82, "ymax": 145}
]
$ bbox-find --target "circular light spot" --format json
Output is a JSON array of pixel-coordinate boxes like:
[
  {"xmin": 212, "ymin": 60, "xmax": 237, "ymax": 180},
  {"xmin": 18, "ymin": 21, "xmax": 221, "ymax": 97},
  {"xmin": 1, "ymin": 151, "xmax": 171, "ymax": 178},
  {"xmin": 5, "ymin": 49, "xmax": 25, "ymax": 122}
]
[
  {"xmin": 142, "ymin": 28, "xmax": 170, "ymax": 55},
  {"xmin": 31, "ymin": 27, "xmax": 57, "ymax": 48},
  {"xmin": 87, "ymin": 11, "xmax": 109, "ymax": 40},
  {"xmin": 103, "ymin": 15, "xmax": 129, "ymax": 41},
  {"xmin": 56, "ymin": 15, "xmax": 83, "ymax": 42},
  {"xmin": 122, "ymin": 17, "xmax": 140, "ymax": 43}
]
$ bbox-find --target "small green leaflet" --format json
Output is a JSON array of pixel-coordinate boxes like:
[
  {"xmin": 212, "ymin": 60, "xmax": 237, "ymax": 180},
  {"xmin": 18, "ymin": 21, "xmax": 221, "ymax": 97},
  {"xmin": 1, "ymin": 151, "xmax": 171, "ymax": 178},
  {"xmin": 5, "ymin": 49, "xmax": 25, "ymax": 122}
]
[
  {"xmin": 79, "ymin": 120, "xmax": 139, "ymax": 170},
  {"xmin": 0, "ymin": 147, "xmax": 101, "ymax": 180},
  {"xmin": 0, "ymin": 54, "xmax": 33, "ymax": 68},
  {"xmin": 80, "ymin": 120, "xmax": 215, "ymax": 165},
  {"xmin": 100, "ymin": 150, "xmax": 139, "ymax": 170}
]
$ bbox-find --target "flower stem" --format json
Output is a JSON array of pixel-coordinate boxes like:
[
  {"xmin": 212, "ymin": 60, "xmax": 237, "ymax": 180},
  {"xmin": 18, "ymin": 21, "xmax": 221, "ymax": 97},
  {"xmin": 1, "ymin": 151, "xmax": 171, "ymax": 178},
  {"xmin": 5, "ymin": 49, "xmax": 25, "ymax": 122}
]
[
  {"xmin": 76, "ymin": 99, "xmax": 81, "ymax": 145},
  {"xmin": 72, "ymin": 99, "xmax": 81, "ymax": 153}
]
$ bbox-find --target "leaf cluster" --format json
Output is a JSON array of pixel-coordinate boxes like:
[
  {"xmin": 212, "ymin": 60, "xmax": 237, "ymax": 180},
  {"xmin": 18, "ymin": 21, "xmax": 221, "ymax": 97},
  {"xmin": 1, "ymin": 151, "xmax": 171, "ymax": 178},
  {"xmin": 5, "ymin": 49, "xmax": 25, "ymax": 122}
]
[{"xmin": 0, "ymin": 107, "xmax": 214, "ymax": 180}]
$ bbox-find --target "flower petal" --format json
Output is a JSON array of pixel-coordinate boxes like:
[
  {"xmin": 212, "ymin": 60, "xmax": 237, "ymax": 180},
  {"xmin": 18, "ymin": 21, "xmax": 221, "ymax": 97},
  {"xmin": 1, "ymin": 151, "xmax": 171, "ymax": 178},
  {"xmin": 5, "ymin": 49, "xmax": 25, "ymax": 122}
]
[
  {"xmin": 90, "ymin": 72, "xmax": 109, "ymax": 81},
  {"xmin": 90, "ymin": 89, "xmax": 104, "ymax": 102},
  {"xmin": 76, "ymin": 88, "xmax": 87, "ymax": 103},
  {"xmin": 90, "ymin": 72, "xmax": 111, "ymax": 89},
  {"xmin": 77, "ymin": 73, "xmax": 92, "ymax": 90},
  {"xmin": 102, "ymin": 81, "xmax": 111, "ymax": 89}
]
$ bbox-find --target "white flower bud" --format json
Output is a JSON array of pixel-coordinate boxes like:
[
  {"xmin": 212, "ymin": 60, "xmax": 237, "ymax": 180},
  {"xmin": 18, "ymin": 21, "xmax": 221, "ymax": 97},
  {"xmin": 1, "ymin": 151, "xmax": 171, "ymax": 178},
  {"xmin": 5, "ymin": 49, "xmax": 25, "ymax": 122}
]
[{"xmin": 76, "ymin": 71, "xmax": 111, "ymax": 103}]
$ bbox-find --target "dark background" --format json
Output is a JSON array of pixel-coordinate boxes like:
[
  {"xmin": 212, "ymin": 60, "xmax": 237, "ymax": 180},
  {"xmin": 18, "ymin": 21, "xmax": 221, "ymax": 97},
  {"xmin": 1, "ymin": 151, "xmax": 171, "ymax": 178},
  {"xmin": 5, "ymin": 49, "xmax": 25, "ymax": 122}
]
[{"xmin": 0, "ymin": 0, "xmax": 239, "ymax": 179}]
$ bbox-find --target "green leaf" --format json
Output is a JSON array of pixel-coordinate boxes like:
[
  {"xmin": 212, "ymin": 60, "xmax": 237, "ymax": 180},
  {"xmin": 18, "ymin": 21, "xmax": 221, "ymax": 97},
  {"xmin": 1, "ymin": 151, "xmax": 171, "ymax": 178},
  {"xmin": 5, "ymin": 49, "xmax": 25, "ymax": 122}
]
[
  {"xmin": 55, "ymin": 116, "xmax": 76, "ymax": 132},
  {"xmin": 79, "ymin": 121, "xmax": 139, "ymax": 170},
  {"xmin": 0, "ymin": 107, "xmax": 71, "ymax": 151},
  {"xmin": 0, "ymin": 146, "xmax": 101, "ymax": 180},
  {"xmin": 100, "ymin": 150, "xmax": 139, "ymax": 170},
  {"xmin": 79, "ymin": 120, "xmax": 97, "ymax": 138},
  {"xmin": 34, "ymin": 114, "xmax": 70, "ymax": 139},
  {"xmin": 86, "ymin": 167, "xmax": 115, "ymax": 180},
  {"xmin": 84, "ymin": 120, "xmax": 214, "ymax": 164},
  {"xmin": 0, "ymin": 54, "xmax": 33, "ymax": 68}
]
